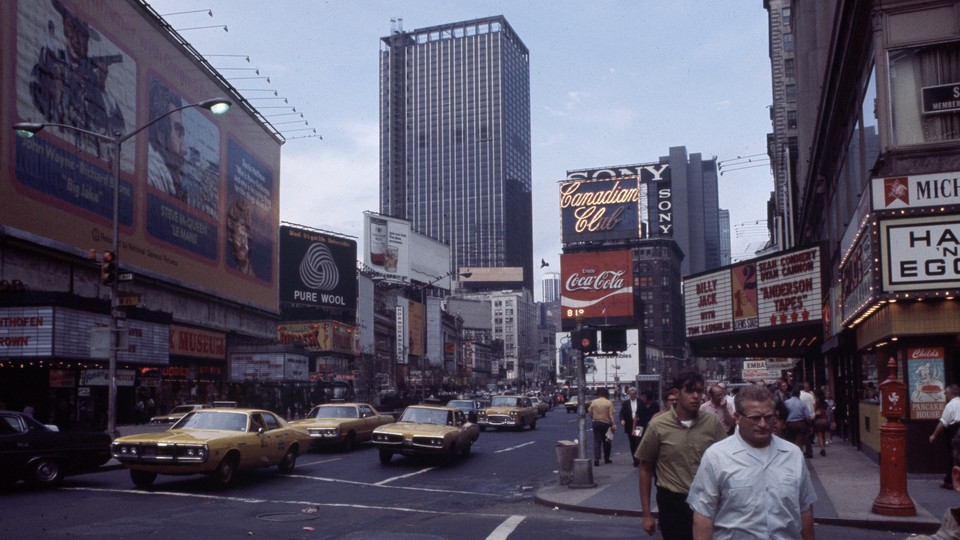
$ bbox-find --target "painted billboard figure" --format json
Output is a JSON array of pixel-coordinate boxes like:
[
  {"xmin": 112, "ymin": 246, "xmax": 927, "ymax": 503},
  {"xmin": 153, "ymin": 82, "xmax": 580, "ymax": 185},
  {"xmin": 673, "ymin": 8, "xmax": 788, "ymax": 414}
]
[
  {"xmin": 226, "ymin": 199, "xmax": 254, "ymax": 276},
  {"xmin": 28, "ymin": 0, "xmax": 126, "ymax": 160}
]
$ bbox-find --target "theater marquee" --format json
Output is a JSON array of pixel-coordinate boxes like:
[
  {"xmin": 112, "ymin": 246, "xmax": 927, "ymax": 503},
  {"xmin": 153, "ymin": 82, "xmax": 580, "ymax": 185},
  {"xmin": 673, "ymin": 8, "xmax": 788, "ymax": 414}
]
[{"xmin": 685, "ymin": 246, "xmax": 822, "ymax": 338}]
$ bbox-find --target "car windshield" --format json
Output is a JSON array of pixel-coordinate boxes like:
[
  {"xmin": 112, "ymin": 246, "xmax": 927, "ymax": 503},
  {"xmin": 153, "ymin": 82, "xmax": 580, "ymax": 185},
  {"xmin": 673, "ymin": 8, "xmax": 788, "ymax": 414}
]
[
  {"xmin": 174, "ymin": 411, "xmax": 247, "ymax": 431},
  {"xmin": 491, "ymin": 396, "xmax": 520, "ymax": 407},
  {"xmin": 308, "ymin": 406, "xmax": 357, "ymax": 419},
  {"xmin": 400, "ymin": 407, "xmax": 450, "ymax": 425}
]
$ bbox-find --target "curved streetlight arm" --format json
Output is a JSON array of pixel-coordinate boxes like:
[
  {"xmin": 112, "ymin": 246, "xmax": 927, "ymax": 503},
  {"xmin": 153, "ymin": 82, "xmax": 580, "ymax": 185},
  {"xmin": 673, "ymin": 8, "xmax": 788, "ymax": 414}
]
[{"xmin": 13, "ymin": 98, "xmax": 231, "ymax": 145}]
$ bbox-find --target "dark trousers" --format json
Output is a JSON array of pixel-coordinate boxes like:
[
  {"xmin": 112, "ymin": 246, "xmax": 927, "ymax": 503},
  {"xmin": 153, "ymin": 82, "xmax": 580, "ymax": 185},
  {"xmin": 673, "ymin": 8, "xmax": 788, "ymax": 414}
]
[
  {"xmin": 656, "ymin": 486, "xmax": 694, "ymax": 540},
  {"xmin": 592, "ymin": 422, "xmax": 611, "ymax": 461},
  {"xmin": 627, "ymin": 432, "xmax": 641, "ymax": 463},
  {"xmin": 786, "ymin": 420, "xmax": 812, "ymax": 456},
  {"xmin": 945, "ymin": 423, "xmax": 960, "ymax": 484}
]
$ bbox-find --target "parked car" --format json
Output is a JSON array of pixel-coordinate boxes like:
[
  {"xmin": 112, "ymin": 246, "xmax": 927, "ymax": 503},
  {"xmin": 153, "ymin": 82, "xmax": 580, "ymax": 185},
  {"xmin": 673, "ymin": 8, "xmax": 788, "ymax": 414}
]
[
  {"xmin": 0, "ymin": 410, "xmax": 112, "ymax": 488},
  {"xmin": 445, "ymin": 399, "xmax": 483, "ymax": 423},
  {"xmin": 529, "ymin": 397, "xmax": 549, "ymax": 417},
  {"xmin": 477, "ymin": 395, "xmax": 538, "ymax": 431},
  {"xmin": 371, "ymin": 405, "xmax": 479, "ymax": 464},
  {"xmin": 149, "ymin": 403, "xmax": 209, "ymax": 424},
  {"xmin": 289, "ymin": 403, "xmax": 394, "ymax": 451},
  {"xmin": 111, "ymin": 408, "xmax": 312, "ymax": 488}
]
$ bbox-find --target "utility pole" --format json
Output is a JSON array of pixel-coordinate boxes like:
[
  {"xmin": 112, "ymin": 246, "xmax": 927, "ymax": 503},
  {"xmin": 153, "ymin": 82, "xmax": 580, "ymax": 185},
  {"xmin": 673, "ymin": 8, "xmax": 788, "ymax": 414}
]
[{"xmin": 570, "ymin": 316, "xmax": 595, "ymax": 488}]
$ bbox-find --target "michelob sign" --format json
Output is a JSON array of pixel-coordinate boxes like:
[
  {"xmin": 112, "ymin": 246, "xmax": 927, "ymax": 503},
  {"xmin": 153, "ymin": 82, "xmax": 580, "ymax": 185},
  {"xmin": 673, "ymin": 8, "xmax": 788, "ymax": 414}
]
[{"xmin": 560, "ymin": 250, "xmax": 634, "ymax": 331}]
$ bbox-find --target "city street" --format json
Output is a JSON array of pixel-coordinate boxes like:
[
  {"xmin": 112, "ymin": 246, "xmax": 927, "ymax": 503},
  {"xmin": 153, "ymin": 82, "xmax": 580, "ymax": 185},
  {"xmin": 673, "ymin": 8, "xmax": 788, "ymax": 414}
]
[{"xmin": 0, "ymin": 408, "xmax": 920, "ymax": 539}]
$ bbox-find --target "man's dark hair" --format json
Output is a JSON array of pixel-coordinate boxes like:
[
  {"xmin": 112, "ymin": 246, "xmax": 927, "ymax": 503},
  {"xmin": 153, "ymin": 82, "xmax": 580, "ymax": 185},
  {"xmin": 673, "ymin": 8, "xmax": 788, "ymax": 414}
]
[
  {"xmin": 673, "ymin": 369, "xmax": 704, "ymax": 392},
  {"xmin": 791, "ymin": 385, "xmax": 802, "ymax": 398},
  {"xmin": 947, "ymin": 384, "xmax": 960, "ymax": 398},
  {"xmin": 734, "ymin": 384, "xmax": 774, "ymax": 415},
  {"xmin": 640, "ymin": 390, "xmax": 652, "ymax": 401},
  {"xmin": 596, "ymin": 387, "xmax": 609, "ymax": 398}
]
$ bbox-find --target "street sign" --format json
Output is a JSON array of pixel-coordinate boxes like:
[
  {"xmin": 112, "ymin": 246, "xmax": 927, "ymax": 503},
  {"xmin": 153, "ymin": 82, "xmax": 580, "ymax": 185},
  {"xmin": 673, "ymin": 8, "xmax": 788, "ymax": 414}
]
[
  {"xmin": 117, "ymin": 294, "xmax": 141, "ymax": 306},
  {"xmin": 118, "ymin": 272, "xmax": 134, "ymax": 282},
  {"xmin": 743, "ymin": 360, "xmax": 767, "ymax": 370}
]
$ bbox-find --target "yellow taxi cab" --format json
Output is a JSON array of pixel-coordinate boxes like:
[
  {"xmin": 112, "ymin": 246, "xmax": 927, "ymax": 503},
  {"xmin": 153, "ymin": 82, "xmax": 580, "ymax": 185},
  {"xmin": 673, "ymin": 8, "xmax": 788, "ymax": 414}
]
[{"xmin": 290, "ymin": 402, "xmax": 395, "ymax": 451}]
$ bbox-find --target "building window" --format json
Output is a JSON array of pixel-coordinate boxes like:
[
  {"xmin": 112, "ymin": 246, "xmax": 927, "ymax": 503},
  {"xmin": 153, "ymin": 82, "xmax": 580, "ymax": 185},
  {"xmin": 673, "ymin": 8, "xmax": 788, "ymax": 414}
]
[
  {"xmin": 784, "ymin": 58, "xmax": 795, "ymax": 79},
  {"xmin": 783, "ymin": 33, "xmax": 794, "ymax": 52},
  {"xmin": 785, "ymin": 84, "xmax": 796, "ymax": 103},
  {"xmin": 782, "ymin": 7, "xmax": 791, "ymax": 27},
  {"xmin": 787, "ymin": 110, "xmax": 798, "ymax": 129},
  {"xmin": 890, "ymin": 41, "xmax": 960, "ymax": 146}
]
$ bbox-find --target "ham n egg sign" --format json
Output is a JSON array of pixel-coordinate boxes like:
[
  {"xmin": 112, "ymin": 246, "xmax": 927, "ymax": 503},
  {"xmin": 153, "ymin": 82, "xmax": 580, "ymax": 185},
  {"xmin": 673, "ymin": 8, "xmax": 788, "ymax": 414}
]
[{"xmin": 684, "ymin": 246, "xmax": 823, "ymax": 350}]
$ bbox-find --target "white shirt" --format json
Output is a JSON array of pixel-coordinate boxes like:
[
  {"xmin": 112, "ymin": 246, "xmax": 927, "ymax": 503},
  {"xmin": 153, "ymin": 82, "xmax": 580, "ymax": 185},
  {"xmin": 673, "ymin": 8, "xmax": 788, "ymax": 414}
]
[
  {"xmin": 941, "ymin": 396, "xmax": 960, "ymax": 427},
  {"xmin": 799, "ymin": 390, "xmax": 815, "ymax": 416},
  {"xmin": 687, "ymin": 430, "xmax": 817, "ymax": 540}
]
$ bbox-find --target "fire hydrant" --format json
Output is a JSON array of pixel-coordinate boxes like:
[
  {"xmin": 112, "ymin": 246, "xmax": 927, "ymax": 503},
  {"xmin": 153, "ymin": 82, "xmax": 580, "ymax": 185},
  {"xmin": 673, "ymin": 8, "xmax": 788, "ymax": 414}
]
[{"xmin": 871, "ymin": 357, "xmax": 917, "ymax": 516}]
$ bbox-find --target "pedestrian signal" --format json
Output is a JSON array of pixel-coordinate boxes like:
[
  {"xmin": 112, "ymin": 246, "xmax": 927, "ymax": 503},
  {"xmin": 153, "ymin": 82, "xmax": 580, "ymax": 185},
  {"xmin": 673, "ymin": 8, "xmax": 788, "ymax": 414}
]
[
  {"xmin": 601, "ymin": 329, "xmax": 628, "ymax": 352},
  {"xmin": 100, "ymin": 251, "xmax": 117, "ymax": 285}
]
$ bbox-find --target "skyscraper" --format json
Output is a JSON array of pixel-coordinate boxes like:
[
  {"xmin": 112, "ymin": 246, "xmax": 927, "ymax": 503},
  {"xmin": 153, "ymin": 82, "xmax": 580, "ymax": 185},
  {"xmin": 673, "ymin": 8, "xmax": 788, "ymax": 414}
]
[{"xmin": 379, "ymin": 16, "xmax": 533, "ymax": 290}]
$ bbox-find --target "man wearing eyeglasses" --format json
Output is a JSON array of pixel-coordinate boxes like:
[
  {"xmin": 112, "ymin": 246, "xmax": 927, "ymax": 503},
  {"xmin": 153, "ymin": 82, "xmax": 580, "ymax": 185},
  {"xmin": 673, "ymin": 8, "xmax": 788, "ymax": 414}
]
[{"xmin": 686, "ymin": 384, "xmax": 816, "ymax": 540}]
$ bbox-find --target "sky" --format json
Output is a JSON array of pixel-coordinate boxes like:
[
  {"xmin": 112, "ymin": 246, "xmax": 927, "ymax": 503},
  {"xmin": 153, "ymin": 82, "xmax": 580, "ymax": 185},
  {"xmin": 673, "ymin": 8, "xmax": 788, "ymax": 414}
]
[{"xmin": 150, "ymin": 0, "xmax": 776, "ymax": 298}]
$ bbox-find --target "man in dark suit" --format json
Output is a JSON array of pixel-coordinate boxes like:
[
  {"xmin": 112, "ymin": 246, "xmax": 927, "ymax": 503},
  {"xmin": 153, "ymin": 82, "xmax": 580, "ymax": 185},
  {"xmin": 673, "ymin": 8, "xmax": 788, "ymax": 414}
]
[{"xmin": 621, "ymin": 387, "xmax": 659, "ymax": 466}]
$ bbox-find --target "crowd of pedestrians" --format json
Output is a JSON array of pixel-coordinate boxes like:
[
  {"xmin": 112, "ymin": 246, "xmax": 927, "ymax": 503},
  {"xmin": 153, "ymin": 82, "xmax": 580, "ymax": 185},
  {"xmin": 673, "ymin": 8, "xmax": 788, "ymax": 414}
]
[{"xmin": 585, "ymin": 372, "xmax": 846, "ymax": 539}]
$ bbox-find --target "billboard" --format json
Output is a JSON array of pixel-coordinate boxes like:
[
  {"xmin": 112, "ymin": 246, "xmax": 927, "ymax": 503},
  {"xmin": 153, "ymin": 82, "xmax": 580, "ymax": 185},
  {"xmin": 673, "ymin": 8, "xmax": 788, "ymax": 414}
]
[
  {"xmin": 3, "ymin": 0, "xmax": 280, "ymax": 312},
  {"xmin": 685, "ymin": 246, "xmax": 822, "ymax": 338},
  {"xmin": 560, "ymin": 250, "xmax": 634, "ymax": 330},
  {"xmin": 872, "ymin": 172, "xmax": 960, "ymax": 211},
  {"xmin": 279, "ymin": 225, "xmax": 357, "ymax": 312},
  {"xmin": 363, "ymin": 212, "xmax": 411, "ymax": 281},
  {"xmin": 880, "ymin": 215, "xmax": 960, "ymax": 292},
  {"xmin": 562, "ymin": 162, "xmax": 672, "ymax": 244}
]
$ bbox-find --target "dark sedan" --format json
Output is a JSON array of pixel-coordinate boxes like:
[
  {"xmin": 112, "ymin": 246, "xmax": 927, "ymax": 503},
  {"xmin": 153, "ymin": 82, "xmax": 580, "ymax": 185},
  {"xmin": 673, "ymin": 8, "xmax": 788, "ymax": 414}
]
[
  {"xmin": 446, "ymin": 399, "xmax": 483, "ymax": 423},
  {"xmin": 0, "ymin": 411, "xmax": 112, "ymax": 488}
]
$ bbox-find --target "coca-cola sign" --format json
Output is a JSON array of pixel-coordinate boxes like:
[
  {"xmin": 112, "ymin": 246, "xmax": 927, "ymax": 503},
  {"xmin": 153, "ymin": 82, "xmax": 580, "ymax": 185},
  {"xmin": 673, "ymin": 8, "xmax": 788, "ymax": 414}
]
[{"xmin": 560, "ymin": 250, "xmax": 634, "ymax": 330}]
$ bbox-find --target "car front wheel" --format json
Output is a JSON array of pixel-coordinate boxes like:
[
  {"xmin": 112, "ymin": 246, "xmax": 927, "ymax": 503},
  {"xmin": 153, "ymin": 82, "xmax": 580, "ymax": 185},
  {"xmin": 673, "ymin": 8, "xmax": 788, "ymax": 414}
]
[
  {"xmin": 212, "ymin": 455, "xmax": 237, "ymax": 487},
  {"xmin": 378, "ymin": 449, "xmax": 393, "ymax": 464},
  {"xmin": 30, "ymin": 458, "xmax": 63, "ymax": 488},
  {"xmin": 130, "ymin": 469, "xmax": 157, "ymax": 489},
  {"xmin": 530, "ymin": 418, "xmax": 537, "ymax": 430}
]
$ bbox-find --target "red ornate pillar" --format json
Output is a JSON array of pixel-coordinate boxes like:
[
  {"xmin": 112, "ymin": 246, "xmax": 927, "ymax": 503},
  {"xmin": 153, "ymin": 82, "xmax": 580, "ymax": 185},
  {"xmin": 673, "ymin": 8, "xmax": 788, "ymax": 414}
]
[{"xmin": 871, "ymin": 357, "xmax": 917, "ymax": 516}]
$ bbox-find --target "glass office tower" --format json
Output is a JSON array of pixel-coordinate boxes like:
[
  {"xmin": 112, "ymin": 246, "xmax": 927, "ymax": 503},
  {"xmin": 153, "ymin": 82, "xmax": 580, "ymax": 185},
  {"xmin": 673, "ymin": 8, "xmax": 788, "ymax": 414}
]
[{"xmin": 379, "ymin": 16, "xmax": 533, "ymax": 290}]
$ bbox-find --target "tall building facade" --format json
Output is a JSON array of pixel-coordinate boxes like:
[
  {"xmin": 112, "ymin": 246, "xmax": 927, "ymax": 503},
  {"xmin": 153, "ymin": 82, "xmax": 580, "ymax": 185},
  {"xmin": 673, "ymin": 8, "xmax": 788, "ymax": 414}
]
[
  {"xmin": 771, "ymin": 0, "xmax": 960, "ymax": 474},
  {"xmin": 541, "ymin": 272, "xmax": 560, "ymax": 303},
  {"xmin": 379, "ymin": 16, "xmax": 533, "ymax": 291}
]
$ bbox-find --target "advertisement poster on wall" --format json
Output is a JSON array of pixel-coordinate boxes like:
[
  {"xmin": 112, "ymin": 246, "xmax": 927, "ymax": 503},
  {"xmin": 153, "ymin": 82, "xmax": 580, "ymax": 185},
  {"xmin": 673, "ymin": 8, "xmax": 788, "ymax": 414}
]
[
  {"xmin": 363, "ymin": 212, "xmax": 411, "ymax": 281},
  {"xmin": 279, "ymin": 225, "xmax": 357, "ymax": 313},
  {"xmin": 4, "ymin": 0, "xmax": 280, "ymax": 312},
  {"xmin": 908, "ymin": 347, "xmax": 946, "ymax": 420},
  {"xmin": 559, "ymin": 250, "xmax": 634, "ymax": 330}
]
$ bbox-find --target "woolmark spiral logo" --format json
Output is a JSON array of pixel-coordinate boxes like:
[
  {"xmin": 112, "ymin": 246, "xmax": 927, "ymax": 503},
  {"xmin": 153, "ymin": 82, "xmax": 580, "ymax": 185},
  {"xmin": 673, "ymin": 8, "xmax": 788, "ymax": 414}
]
[{"xmin": 299, "ymin": 242, "xmax": 339, "ymax": 291}]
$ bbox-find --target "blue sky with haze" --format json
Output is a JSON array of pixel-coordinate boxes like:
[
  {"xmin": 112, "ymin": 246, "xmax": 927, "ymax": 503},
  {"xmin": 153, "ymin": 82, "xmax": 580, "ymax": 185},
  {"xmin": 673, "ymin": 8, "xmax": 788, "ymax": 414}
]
[{"xmin": 152, "ymin": 0, "xmax": 775, "ymax": 295}]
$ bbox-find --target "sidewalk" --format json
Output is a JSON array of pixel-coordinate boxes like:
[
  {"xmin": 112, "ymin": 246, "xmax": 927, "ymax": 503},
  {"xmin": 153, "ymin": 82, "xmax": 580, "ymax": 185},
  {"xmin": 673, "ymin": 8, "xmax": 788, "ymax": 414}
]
[{"xmin": 535, "ymin": 439, "xmax": 952, "ymax": 533}]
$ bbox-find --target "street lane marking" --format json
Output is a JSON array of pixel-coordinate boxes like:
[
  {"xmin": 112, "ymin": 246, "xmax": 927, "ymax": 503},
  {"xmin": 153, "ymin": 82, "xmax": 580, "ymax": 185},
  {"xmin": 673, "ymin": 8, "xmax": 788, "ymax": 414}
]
[
  {"xmin": 487, "ymin": 515, "xmax": 525, "ymax": 540},
  {"xmin": 284, "ymin": 473, "xmax": 503, "ymax": 497},
  {"xmin": 375, "ymin": 466, "xmax": 437, "ymax": 485},
  {"xmin": 495, "ymin": 441, "xmax": 535, "ymax": 453},
  {"xmin": 300, "ymin": 457, "xmax": 343, "ymax": 466},
  {"xmin": 63, "ymin": 487, "xmax": 519, "ymax": 515}
]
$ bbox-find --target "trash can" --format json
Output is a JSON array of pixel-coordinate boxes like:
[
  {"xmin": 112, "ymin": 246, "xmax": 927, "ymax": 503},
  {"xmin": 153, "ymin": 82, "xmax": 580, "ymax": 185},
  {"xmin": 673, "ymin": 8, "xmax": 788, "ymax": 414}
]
[{"xmin": 556, "ymin": 440, "xmax": 578, "ymax": 485}]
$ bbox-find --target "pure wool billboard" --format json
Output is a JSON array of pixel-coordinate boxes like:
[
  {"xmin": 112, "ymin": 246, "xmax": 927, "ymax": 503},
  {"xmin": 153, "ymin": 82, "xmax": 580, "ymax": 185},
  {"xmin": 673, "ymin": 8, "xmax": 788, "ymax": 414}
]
[
  {"xmin": 2, "ymin": 0, "xmax": 281, "ymax": 312},
  {"xmin": 560, "ymin": 250, "xmax": 634, "ymax": 331},
  {"xmin": 279, "ymin": 225, "xmax": 357, "ymax": 313}
]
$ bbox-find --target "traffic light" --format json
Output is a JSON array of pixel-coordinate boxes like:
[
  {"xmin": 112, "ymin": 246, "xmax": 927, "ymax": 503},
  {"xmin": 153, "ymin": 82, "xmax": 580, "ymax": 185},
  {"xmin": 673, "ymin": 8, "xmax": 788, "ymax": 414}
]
[
  {"xmin": 100, "ymin": 251, "xmax": 117, "ymax": 285},
  {"xmin": 601, "ymin": 329, "xmax": 628, "ymax": 352},
  {"xmin": 572, "ymin": 328, "xmax": 598, "ymax": 353}
]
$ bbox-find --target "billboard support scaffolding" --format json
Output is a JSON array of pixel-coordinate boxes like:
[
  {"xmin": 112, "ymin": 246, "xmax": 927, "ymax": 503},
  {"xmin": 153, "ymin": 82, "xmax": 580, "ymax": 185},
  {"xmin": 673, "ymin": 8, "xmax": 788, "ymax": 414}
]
[{"xmin": 12, "ymin": 97, "xmax": 232, "ymax": 436}]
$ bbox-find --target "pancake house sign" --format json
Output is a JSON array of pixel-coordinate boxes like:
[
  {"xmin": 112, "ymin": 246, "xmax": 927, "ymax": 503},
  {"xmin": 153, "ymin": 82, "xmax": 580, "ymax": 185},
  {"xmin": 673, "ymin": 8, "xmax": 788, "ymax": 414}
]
[{"xmin": 685, "ymin": 246, "xmax": 822, "ymax": 338}]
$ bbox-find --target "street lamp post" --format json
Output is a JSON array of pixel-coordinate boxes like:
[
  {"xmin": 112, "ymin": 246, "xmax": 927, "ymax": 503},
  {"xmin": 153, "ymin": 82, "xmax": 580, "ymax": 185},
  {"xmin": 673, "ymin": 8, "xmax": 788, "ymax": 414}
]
[{"xmin": 13, "ymin": 97, "xmax": 231, "ymax": 435}]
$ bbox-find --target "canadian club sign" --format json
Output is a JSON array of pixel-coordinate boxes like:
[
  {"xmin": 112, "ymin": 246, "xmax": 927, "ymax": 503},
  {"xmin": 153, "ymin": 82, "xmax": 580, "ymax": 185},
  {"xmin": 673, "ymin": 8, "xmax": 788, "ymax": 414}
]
[{"xmin": 560, "ymin": 250, "xmax": 634, "ymax": 330}]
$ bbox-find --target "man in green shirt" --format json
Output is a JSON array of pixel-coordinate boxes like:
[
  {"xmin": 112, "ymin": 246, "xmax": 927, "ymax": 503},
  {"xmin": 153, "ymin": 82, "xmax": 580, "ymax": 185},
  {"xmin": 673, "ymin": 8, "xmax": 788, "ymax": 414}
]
[{"xmin": 635, "ymin": 369, "xmax": 727, "ymax": 539}]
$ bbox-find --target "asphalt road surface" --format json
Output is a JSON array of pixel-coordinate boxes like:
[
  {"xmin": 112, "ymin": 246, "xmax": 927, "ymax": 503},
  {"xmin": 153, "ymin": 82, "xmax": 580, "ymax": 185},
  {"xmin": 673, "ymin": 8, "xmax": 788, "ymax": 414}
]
[{"xmin": 0, "ymin": 406, "xmax": 921, "ymax": 539}]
